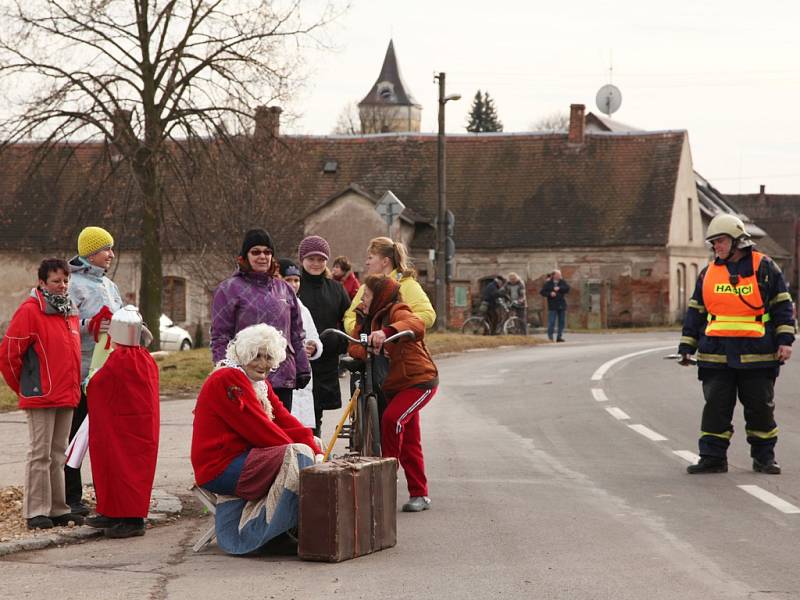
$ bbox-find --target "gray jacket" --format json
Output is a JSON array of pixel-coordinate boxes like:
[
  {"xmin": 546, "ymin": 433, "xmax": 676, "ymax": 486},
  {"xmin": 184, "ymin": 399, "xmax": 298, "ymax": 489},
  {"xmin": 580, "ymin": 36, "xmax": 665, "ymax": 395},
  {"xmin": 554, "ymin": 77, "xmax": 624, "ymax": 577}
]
[{"xmin": 68, "ymin": 256, "xmax": 123, "ymax": 378}]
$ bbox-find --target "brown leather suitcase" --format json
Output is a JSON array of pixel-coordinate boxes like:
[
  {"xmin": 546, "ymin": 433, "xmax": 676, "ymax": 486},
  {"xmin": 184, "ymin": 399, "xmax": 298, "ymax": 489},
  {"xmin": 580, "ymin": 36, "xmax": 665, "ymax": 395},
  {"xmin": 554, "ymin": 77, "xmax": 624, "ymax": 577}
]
[{"xmin": 298, "ymin": 456, "xmax": 398, "ymax": 562}]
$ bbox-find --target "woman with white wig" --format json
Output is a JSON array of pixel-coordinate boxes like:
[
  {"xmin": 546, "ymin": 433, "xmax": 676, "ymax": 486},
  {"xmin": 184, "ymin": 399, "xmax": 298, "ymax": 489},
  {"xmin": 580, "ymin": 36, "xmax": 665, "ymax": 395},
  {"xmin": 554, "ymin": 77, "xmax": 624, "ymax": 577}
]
[{"xmin": 191, "ymin": 323, "xmax": 320, "ymax": 555}]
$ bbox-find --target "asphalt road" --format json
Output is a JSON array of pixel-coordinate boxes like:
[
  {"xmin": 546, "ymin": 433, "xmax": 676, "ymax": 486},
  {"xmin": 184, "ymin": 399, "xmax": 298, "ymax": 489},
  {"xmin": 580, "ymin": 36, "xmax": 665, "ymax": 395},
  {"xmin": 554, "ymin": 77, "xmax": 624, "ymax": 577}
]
[{"xmin": 2, "ymin": 331, "xmax": 799, "ymax": 600}]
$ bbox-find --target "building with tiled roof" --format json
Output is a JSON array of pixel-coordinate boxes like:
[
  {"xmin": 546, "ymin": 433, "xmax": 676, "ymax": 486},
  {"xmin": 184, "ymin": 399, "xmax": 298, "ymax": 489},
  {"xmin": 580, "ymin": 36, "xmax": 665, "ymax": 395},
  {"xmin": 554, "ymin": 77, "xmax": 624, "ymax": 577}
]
[{"xmin": 1, "ymin": 102, "xmax": 741, "ymax": 333}]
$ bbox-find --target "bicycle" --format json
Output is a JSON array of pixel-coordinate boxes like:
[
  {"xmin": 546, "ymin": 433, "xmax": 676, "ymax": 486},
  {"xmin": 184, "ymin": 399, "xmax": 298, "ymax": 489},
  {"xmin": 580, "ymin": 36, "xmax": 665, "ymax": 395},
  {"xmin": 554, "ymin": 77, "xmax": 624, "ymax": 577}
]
[
  {"xmin": 461, "ymin": 297, "xmax": 527, "ymax": 336},
  {"xmin": 319, "ymin": 328, "xmax": 415, "ymax": 460}
]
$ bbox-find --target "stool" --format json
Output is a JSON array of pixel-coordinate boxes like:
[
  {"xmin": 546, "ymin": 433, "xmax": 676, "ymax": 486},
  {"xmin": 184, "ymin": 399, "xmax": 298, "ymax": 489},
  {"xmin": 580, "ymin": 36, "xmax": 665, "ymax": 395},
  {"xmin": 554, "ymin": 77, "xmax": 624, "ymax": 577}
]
[{"xmin": 191, "ymin": 485, "xmax": 218, "ymax": 552}]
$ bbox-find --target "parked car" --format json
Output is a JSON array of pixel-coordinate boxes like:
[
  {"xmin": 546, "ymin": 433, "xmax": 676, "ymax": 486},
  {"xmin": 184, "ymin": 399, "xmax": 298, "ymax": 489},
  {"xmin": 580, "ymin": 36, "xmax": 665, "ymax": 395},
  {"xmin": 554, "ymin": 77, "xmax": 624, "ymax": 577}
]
[{"xmin": 159, "ymin": 314, "xmax": 193, "ymax": 351}]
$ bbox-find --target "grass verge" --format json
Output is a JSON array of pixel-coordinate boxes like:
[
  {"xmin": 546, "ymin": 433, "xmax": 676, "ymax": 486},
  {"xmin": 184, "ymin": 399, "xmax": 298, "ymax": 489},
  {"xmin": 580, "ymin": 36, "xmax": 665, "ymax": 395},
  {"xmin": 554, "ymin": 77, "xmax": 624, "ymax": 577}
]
[{"xmin": 0, "ymin": 332, "xmax": 543, "ymax": 411}]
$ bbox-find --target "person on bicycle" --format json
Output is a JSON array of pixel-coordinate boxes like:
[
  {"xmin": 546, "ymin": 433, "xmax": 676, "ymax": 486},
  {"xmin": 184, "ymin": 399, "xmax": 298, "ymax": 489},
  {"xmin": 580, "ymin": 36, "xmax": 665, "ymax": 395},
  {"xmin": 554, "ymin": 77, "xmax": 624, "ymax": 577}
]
[
  {"xmin": 348, "ymin": 275, "xmax": 438, "ymax": 513},
  {"xmin": 479, "ymin": 274, "xmax": 508, "ymax": 334},
  {"xmin": 506, "ymin": 272, "xmax": 527, "ymax": 332}
]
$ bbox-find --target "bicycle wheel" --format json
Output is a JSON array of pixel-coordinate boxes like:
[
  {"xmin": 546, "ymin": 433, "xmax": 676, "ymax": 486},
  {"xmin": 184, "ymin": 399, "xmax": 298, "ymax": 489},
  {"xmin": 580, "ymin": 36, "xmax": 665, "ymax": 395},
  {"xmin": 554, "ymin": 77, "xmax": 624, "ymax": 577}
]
[
  {"xmin": 361, "ymin": 394, "xmax": 381, "ymax": 457},
  {"xmin": 462, "ymin": 316, "xmax": 490, "ymax": 335},
  {"xmin": 503, "ymin": 316, "xmax": 526, "ymax": 335}
]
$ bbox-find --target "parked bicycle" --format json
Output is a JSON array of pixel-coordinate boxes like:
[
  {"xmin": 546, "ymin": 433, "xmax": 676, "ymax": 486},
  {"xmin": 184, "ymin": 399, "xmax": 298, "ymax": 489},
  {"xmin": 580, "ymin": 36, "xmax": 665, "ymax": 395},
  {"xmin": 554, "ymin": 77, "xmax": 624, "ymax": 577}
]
[
  {"xmin": 461, "ymin": 296, "xmax": 526, "ymax": 336},
  {"xmin": 320, "ymin": 328, "xmax": 415, "ymax": 459}
]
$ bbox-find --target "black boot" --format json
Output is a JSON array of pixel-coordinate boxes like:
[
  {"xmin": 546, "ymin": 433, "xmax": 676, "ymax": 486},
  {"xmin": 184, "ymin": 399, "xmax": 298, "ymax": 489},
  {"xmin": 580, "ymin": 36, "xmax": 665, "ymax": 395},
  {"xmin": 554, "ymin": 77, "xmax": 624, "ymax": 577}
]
[
  {"xmin": 687, "ymin": 456, "xmax": 728, "ymax": 474},
  {"xmin": 104, "ymin": 518, "xmax": 146, "ymax": 539},
  {"xmin": 26, "ymin": 516, "xmax": 54, "ymax": 530},
  {"xmin": 753, "ymin": 458, "xmax": 781, "ymax": 474}
]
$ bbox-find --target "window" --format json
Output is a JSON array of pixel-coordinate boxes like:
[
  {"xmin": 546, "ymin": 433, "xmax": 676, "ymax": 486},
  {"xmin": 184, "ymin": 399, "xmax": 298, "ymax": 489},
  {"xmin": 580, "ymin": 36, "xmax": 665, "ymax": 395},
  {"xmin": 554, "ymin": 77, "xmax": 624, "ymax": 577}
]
[
  {"xmin": 687, "ymin": 197, "xmax": 693, "ymax": 242},
  {"xmin": 162, "ymin": 276, "xmax": 187, "ymax": 322},
  {"xmin": 377, "ymin": 81, "xmax": 395, "ymax": 102},
  {"xmin": 323, "ymin": 160, "xmax": 338, "ymax": 173}
]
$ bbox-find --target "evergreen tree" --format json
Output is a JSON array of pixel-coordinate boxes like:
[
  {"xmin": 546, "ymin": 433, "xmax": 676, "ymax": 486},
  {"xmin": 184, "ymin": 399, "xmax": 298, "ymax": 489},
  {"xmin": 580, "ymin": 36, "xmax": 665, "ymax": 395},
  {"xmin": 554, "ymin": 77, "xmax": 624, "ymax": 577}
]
[
  {"xmin": 466, "ymin": 91, "xmax": 485, "ymax": 132},
  {"xmin": 482, "ymin": 92, "xmax": 503, "ymax": 132},
  {"xmin": 466, "ymin": 90, "xmax": 503, "ymax": 132}
]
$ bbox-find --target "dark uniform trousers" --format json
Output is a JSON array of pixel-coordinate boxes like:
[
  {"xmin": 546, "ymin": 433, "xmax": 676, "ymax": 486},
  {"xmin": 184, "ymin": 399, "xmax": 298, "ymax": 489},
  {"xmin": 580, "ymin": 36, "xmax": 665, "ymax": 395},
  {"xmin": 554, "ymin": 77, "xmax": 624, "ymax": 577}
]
[{"xmin": 699, "ymin": 367, "xmax": 777, "ymax": 462}]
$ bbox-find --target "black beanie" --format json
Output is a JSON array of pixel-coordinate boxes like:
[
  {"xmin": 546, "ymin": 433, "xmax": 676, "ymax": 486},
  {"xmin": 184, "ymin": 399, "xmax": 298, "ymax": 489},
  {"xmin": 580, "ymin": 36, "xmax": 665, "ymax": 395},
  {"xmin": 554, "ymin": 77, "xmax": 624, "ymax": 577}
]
[
  {"xmin": 239, "ymin": 229, "xmax": 275, "ymax": 258},
  {"xmin": 278, "ymin": 258, "xmax": 302, "ymax": 278}
]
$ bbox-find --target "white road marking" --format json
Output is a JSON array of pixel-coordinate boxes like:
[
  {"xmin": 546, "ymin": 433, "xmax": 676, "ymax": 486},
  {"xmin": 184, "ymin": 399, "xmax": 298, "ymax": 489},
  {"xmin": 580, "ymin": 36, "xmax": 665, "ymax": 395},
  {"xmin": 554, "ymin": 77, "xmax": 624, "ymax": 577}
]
[
  {"xmin": 628, "ymin": 424, "xmax": 668, "ymax": 441},
  {"xmin": 591, "ymin": 388, "xmax": 609, "ymax": 402},
  {"xmin": 738, "ymin": 485, "xmax": 800, "ymax": 514},
  {"xmin": 591, "ymin": 345, "xmax": 674, "ymax": 381},
  {"xmin": 673, "ymin": 450, "xmax": 700, "ymax": 464},
  {"xmin": 605, "ymin": 407, "xmax": 630, "ymax": 420}
]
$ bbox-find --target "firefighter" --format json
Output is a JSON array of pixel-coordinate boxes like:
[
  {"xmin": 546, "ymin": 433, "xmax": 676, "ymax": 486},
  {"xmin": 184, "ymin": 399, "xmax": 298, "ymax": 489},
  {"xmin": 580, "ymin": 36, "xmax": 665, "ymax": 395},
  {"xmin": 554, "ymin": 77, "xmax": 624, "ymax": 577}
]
[{"xmin": 678, "ymin": 213, "xmax": 795, "ymax": 474}]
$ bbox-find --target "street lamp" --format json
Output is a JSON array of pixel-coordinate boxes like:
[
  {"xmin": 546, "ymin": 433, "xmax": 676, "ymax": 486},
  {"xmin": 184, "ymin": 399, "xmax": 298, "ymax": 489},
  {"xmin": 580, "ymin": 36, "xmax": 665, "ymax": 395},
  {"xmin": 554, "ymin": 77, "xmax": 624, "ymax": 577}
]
[{"xmin": 434, "ymin": 72, "xmax": 460, "ymax": 332}]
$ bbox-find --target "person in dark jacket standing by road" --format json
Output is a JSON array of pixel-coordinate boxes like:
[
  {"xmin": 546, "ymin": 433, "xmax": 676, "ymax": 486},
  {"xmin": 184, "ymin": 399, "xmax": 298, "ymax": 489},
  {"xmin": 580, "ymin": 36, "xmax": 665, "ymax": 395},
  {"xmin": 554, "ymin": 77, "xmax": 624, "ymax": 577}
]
[
  {"xmin": 0, "ymin": 258, "xmax": 83, "ymax": 529},
  {"xmin": 678, "ymin": 214, "xmax": 794, "ymax": 475},
  {"xmin": 297, "ymin": 236, "xmax": 351, "ymax": 436},
  {"xmin": 211, "ymin": 229, "xmax": 311, "ymax": 412},
  {"xmin": 540, "ymin": 269, "xmax": 570, "ymax": 342}
]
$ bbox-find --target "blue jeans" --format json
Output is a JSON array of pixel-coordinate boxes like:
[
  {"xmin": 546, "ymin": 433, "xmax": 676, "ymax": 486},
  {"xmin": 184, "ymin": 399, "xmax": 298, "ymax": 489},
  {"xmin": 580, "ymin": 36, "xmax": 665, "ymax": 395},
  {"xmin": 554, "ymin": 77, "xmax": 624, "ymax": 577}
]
[{"xmin": 547, "ymin": 309, "xmax": 566, "ymax": 340}]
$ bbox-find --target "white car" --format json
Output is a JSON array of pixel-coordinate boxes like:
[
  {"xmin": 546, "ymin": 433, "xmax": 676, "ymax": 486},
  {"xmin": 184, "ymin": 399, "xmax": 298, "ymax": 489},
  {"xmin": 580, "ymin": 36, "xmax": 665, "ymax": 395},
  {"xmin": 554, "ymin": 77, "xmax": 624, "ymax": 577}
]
[{"xmin": 159, "ymin": 314, "xmax": 193, "ymax": 351}]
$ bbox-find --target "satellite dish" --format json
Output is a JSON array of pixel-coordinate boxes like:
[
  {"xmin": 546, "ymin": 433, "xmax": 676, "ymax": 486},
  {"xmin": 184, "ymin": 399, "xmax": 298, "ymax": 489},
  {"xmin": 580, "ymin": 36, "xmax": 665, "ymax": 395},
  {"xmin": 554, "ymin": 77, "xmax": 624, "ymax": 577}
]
[{"xmin": 596, "ymin": 84, "xmax": 622, "ymax": 117}]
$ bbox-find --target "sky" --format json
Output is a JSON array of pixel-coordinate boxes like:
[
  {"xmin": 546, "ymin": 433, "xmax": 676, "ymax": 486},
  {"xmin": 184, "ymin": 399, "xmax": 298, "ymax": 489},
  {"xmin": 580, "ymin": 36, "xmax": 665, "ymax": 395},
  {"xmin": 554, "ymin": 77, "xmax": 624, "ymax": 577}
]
[{"xmin": 288, "ymin": 0, "xmax": 800, "ymax": 195}]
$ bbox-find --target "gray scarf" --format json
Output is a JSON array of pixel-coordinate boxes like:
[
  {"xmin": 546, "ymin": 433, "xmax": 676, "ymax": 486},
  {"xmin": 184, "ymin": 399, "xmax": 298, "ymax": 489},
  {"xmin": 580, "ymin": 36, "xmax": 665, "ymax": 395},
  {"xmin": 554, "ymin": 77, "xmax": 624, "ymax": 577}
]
[{"xmin": 40, "ymin": 288, "xmax": 72, "ymax": 316}]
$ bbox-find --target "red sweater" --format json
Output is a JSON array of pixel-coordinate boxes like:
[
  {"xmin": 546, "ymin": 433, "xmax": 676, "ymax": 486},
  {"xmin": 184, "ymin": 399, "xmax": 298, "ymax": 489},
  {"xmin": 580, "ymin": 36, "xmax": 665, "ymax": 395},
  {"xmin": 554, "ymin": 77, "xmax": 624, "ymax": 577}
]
[
  {"xmin": 0, "ymin": 289, "xmax": 81, "ymax": 409},
  {"xmin": 191, "ymin": 367, "xmax": 318, "ymax": 485}
]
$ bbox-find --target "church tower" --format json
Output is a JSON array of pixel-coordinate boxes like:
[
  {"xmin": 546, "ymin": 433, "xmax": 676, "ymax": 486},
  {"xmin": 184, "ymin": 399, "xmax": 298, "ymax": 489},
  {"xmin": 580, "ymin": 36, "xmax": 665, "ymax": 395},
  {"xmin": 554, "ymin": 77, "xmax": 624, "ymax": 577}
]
[{"xmin": 358, "ymin": 40, "xmax": 422, "ymax": 133}]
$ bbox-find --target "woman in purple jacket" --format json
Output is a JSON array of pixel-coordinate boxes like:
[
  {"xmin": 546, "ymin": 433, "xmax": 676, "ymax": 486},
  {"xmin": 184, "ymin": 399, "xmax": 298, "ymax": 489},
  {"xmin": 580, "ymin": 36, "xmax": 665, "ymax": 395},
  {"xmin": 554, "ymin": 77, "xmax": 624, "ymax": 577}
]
[{"xmin": 211, "ymin": 229, "xmax": 311, "ymax": 411}]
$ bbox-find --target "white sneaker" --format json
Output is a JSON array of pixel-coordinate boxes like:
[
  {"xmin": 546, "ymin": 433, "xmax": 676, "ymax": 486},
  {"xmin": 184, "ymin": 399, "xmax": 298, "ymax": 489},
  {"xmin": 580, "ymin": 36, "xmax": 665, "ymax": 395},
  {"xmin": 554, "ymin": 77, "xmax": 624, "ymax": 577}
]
[{"xmin": 402, "ymin": 496, "xmax": 431, "ymax": 512}]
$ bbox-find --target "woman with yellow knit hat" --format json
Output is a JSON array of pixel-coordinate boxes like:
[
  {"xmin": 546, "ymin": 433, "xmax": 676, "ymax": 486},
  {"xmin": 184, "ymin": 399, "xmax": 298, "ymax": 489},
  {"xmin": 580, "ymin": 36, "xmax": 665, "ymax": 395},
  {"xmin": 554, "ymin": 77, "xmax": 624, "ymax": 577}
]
[{"xmin": 65, "ymin": 226, "xmax": 123, "ymax": 515}]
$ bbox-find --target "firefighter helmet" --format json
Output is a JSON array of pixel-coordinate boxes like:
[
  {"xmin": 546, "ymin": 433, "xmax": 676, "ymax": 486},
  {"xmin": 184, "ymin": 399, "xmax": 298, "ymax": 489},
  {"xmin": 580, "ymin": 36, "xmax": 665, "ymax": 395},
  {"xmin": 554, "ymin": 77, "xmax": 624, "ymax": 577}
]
[{"xmin": 705, "ymin": 213, "xmax": 753, "ymax": 248}]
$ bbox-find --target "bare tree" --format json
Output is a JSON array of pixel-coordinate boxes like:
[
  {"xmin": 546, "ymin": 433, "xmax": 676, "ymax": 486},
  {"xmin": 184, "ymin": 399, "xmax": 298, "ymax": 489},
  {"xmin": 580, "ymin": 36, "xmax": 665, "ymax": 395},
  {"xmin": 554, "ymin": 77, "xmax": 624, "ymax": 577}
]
[
  {"xmin": 166, "ymin": 129, "xmax": 314, "ymax": 292},
  {"xmin": 332, "ymin": 101, "xmax": 360, "ymax": 135},
  {"xmin": 529, "ymin": 111, "xmax": 570, "ymax": 133},
  {"xmin": 0, "ymin": 0, "xmax": 342, "ymax": 347}
]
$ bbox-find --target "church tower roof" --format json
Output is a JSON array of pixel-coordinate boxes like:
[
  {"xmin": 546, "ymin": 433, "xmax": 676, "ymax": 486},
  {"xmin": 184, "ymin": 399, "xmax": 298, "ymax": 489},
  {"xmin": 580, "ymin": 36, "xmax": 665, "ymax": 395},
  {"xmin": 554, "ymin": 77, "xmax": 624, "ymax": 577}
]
[{"xmin": 358, "ymin": 40, "xmax": 421, "ymax": 108}]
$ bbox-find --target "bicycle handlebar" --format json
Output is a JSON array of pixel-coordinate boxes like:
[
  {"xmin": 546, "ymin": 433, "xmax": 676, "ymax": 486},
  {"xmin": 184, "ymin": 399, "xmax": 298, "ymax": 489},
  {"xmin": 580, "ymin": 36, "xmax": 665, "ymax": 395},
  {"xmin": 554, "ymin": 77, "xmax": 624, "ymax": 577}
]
[{"xmin": 321, "ymin": 328, "xmax": 415, "ymax": 346}]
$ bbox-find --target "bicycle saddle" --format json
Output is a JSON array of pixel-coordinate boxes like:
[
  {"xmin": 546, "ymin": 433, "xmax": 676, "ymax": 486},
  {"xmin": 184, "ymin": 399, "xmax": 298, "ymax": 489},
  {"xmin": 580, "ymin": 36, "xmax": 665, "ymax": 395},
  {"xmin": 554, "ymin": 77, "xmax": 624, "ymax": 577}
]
[{"xmin": 339, "ymin": 356, "xmax": 365, "ymax": 373}]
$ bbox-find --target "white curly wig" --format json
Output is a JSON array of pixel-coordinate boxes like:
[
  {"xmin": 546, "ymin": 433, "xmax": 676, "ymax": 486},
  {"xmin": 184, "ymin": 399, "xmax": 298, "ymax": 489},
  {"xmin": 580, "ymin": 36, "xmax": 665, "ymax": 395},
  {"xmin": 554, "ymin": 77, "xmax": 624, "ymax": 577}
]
[{"xmin": 224, "ymin": 323, "xmax": 287, "ymax": 370}]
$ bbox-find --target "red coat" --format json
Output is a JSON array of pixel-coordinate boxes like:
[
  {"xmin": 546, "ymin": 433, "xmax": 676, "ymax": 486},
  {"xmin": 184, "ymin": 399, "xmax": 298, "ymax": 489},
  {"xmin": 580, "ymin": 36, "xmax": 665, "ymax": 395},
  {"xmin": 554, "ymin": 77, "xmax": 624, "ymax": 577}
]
[
  {"xmin": 191, "ymin": 367, "xmax": 318, "ymax": 486},
  {"xmin": 88, "ymin": 345, "xmax": 160, "ymax": 518},
  {"xmin": 340, "ymin": 271, "xmax": 361, "ymax": 300},
  {"xmin": 0, "ymin": 289, "xmax": 81, "ymax": 410}
]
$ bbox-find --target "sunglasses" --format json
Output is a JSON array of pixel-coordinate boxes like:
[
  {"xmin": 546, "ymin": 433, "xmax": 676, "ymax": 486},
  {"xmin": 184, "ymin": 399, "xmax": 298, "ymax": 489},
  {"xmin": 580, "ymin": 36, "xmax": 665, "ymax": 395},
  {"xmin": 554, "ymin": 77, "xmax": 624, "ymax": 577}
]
[{"xmin": 248, "ymin": 249, "xmax": 273, "ymax": 256}]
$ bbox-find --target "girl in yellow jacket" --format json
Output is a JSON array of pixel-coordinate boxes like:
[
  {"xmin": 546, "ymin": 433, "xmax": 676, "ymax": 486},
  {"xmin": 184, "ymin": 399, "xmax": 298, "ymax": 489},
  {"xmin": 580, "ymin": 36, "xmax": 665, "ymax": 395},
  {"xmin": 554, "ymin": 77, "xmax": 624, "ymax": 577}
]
[{"xmin": 344, "ymin": 237, "xmax": 436, "ymax": 335}]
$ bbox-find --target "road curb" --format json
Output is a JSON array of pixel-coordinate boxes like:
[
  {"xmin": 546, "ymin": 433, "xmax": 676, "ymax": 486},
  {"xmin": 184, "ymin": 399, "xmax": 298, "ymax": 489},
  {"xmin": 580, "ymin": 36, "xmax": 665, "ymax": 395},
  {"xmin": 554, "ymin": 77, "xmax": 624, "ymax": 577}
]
[{"xmin": 0, "ymin": 489, "xmax": 182, "ymax": 557}]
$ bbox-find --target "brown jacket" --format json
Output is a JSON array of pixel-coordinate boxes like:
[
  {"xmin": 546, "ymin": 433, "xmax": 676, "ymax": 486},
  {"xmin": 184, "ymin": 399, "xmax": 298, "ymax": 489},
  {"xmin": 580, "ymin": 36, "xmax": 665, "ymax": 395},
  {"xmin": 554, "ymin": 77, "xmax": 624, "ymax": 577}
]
[{"xmin": 348, "ymin": 301, "xmax": 438, "ymax": 396}]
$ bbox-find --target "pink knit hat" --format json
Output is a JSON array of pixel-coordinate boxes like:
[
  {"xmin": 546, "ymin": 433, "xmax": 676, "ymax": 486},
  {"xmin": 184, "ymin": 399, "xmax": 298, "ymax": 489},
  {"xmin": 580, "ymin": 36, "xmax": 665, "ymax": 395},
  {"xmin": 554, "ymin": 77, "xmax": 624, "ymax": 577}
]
[{"xmin": 298, "ymin": 236, "xmax": 331, "ymax": 261}]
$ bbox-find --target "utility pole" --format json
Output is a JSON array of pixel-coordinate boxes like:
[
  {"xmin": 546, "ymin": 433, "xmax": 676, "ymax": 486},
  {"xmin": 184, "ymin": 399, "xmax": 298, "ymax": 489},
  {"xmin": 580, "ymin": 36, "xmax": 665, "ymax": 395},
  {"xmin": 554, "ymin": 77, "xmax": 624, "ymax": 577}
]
[
  {"xmin": 435, "ymin": 72, "xmax": 447, "ymax": 332},
  {"xmin": 434, "ymin": 72, "xmax": 460, "ymax": 332}
]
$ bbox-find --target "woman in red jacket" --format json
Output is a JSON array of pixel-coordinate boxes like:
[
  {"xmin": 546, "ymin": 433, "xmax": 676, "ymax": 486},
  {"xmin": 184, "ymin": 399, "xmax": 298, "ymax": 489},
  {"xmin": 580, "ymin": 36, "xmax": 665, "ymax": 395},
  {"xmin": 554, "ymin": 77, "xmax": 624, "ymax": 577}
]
[
  {"xmin": 0, "ymin": 258, "xmax": 82, "ymax": 529},
  {"xmin": 349, "ymin": 275, "xmax": 439, "ymax": 513},
  {"xmin": 191, "ymin": 323, "xmax": 320, "ymax": 554}
]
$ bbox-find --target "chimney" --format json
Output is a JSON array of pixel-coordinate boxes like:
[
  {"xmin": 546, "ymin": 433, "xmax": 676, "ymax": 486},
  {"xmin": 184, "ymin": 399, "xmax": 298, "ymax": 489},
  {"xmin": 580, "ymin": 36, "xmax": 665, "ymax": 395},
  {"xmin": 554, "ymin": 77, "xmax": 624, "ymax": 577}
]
[
  {"xmin": 759, "ymin": 184, "xmax": 766, "ymax": 203},
  {"xmin": 254, "ymin": 105, "xmax": 282, "ymax": 139},
  {"xmin": 568, "ymin": 104, "xmax": 585, "ymax": 145}
]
